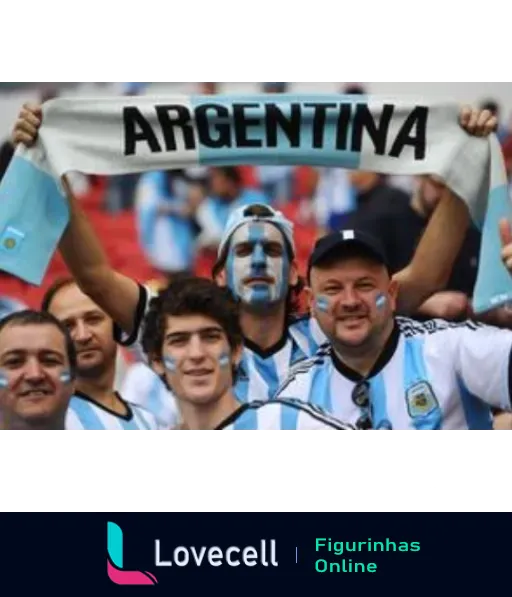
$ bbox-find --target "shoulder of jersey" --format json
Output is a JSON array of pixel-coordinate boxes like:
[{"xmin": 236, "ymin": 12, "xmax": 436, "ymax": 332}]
[
  {"xmin": 276, "ymin": 344, "xmax": 331, "ymax": 385},
  {"xmin": 249, "ymin": 398, "xmax": 354, "ymax": 430},
  {"xmin": 397, "ymin": 316, "xmax": 484, "ymax": 338},
  {"xmin": 288, "ymin": 314, "xmax": 313, "ymax": 328},
  {"xmin": 288, "ymin": 344, "xmax": 331, "ymax": 376},
  {"xmin": 274, "ymin": 344, "xmax": 331, "ymax": 397}
]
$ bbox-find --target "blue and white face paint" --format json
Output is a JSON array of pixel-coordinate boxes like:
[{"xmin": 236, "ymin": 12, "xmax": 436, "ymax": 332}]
[
  {"xmin": 375, "ymin": 293, "xmax": 387, "ymax": 310},
  {"xmin": 163, "ymin": 357, "xmax": 178, "ymax": 373},
  {"xmin": 165, "ymin": 351, "xmax": 232, "ymax": 374},
  {"xmin": 315, "ymin": 293, "xmax": 388, "ymax": 321},
  {"xmin": 0, "ymin": 369, "xmax": 72, "ymax": 390},
  {"xmin": 0, "ymin": 372, "xmax": 8, "ymax": 389},
  {"xmin": 163, "ymin": 345, "xmax": 231, "ymax": 375},
  {"xmin": 218, "ymin": 352, "xmax": 231, "ymax": 369},
  {"xmin": 226, "ymin": 223, "xmax": 290, "ymax": 307},
  {"xmin": 160, "ymin": 340, "xmax": 235, "ymax": 405},
  {"xmin": 315, "ymin": 296, "xmax": 331, "ymax": 314},
  {"xmin": 59, "ymin": 372, "xmax": 72, "ymax": 385}
]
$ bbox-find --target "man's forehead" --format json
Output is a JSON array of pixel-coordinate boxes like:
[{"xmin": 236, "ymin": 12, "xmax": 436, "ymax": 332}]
[
  {"xmin": 230, "ymin": 222, "xmax": 285, "ymax": 245},
  {"xmin": 165, "ymin": 314, "xmax": 224, "ymax": 335},
  {"xmin": 0, "ymin": 324, "xmax": 66, "ymax": 354},
  {"xmin": 51, "ymin": 285, "xmax": 106, "ymax": 320}
]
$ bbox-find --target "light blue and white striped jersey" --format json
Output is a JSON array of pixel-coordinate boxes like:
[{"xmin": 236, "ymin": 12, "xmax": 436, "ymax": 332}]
[
  {"xmin": 135, "ymin": 171, "xmax": 196, "ymax": 272},
  {"xmin": 66, "ymin": 392, "xmax": 159, "ymax": 430},
  {"xmin": 234, "ymin": 316, "xmax": 327, "ymax": 403},
  {"xmin": 121, "ymin": 362, "xmax": 181, "ymax": 430},
  {"xmin": 116, "ymin": 284, "xmax": 329, "ymax": 405},
  {"xmin": 275, "ymin": 318, "xmax": 512, "ymax": 430},
  {"xmin": 217, "ymin": 399, "xmax": 353, "ymax": 430}
]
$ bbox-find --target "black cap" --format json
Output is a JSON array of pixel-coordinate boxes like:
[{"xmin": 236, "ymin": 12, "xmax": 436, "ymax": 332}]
[{"xmin": 308, "ymin": 229, "xmax": 389, "ymax": 279}]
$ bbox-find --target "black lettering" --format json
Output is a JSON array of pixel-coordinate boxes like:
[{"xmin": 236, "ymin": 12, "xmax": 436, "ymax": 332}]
[
  {"xmin": 196, "ymin": 104, "xmax": 232, "ymax": 148},
  {"xmin": 389, "ymin": 106, "xmax": 429, "ymax": 160},
  {"xmin": 352, "ymin": 104, "xmax": 394, "ymax": 155},
  {"xmin": 233, "ymin": 103, "xmax": 262, "ymax": 148},
  {"xmin": 265, "ymin": 103, "xmax": 301, "ymax": 148},
  {"xmin": 156, "ymin": 105, "xmax": 195, "ymax": 151},
  {"xmin": 305, "ymin": 103, "xmax": 337, "ymax": 148},
  {"xmin": 123, "ymin": 107, "xmax": 162, "ymax": 156},
  {"xmin": 336, "ymin": 103, "xmax": 352, "ymax": 150}
]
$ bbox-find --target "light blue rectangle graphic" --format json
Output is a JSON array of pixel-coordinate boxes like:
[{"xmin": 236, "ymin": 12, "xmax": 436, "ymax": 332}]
[{"xmin": 191, "ymin": 94, "xmax": 363, "ymax": 169}]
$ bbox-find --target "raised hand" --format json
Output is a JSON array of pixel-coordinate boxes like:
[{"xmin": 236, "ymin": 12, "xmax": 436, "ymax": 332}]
[{"xmin": 11, "ymin": 103, "xmax": 43, "ymax": 148}]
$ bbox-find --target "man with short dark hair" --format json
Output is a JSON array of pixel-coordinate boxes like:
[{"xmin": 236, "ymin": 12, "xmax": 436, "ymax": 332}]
[
  {"xmin": 275, "ymin": 229, "xmax": 512, "ymax": 430},
  {"xmin": 42, "ymin": 279, "xmax": 160, "ymax": 430},
  {"xmin": 141, "ymin": 276, "xmax": 351, "ymax": 430},
  {"xmin": 0, "ymin": 310, "xmax": 76, "ymax": 430}
]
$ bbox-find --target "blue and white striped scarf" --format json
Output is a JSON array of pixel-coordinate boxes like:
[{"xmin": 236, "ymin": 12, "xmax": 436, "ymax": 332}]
[{"xmin": 0, "ymin": 94, "xmax": 510, "ymax": 314}]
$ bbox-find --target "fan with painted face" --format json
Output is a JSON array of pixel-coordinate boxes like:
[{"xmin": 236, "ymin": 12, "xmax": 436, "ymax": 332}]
[
  {"xmin": 215, "ymin": 204, "xmax": 299, "ymax": 312},
  {"xmin": 225, "ymin": 221, "xmax": 291, "ymax": 309}
]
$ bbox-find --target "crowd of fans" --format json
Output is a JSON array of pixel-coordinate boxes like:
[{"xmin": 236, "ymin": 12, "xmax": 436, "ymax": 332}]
[{"xmin": 1, "ymin": 82, "xmax": 512, "ymax": 430}]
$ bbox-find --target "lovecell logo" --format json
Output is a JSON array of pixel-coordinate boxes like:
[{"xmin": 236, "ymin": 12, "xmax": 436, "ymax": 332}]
[{"xmin": 107, "ymin": 522, "xmax": 158, "ymax": 586}]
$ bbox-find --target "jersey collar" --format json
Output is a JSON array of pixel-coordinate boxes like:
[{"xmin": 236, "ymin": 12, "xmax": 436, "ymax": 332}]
[
  {"xmin": 330, "ymin": 321, "xmax": 401, "ymax": 382},
  {"xmin": 74, "ymin": 391, "xmax": 134, "ymax": 422},
  {"xmin": 243, "ymin": 331, "xmax": 289, "ymax": 359}
]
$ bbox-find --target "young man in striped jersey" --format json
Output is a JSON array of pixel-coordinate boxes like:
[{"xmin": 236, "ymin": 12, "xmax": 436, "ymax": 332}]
[
  {"xmin": 42, "ymin": 279, "xmax": 159, "ymax": 430},
  {"xmin": 140, "ymin": 276, "xmax": 351, "ymax": 430},
  {"xmin": 275, "ymin": 229, "xmax": 512, "ymax": 430},
  {"xmin": 0, "ymin": 311, "xmax": 76, "ymax": 430},
  {"xmin": 10, "ymin": 104, "xmax": 497, "ymax": 418}
]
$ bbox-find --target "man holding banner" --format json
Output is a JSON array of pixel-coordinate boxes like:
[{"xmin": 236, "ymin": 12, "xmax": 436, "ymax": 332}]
[{"xmin": 4, "ymin": 96, "xmax": 504, "ymax": 417}]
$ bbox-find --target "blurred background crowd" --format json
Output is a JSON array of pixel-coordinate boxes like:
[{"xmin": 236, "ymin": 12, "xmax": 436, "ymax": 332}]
[{"xmin": 1, "ymin": 82, "xmax": 512, "ymax": 396}]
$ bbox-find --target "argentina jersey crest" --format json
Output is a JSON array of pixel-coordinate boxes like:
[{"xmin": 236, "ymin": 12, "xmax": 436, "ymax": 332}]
[{"xmin": 405, "ymin": 381, "xmax": 439, "ymax": 419}]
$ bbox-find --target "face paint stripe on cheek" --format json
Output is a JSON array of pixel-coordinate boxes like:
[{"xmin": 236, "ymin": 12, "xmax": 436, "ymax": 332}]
[
  {"xmin": 164, "ymin": 357, "xmax": 178, "ymax": 373},
  {"xmin": 0, "ymin": 373, "xmax": 8, "ymax": 389},
  {"xmin": 376, "ymin": 293, "xmax": 388, "ymax": 310},
  {"xmin": 315, "ymin": 296, "xmax": 331, "ymax": 313},
  {"xmin": 226, "ymin": 224, "xmax": 250, "ymax": 303},
  {"xmin": 218, "ymin": 353, "xmax": 231, "ymax": 369},
  {"xmin": 226, "ymin": 250, "xmax": 237, "ymax": 298},
  {"xmin": 59, "ymin": 372, "xmax": 72, "ymax": 385}
]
